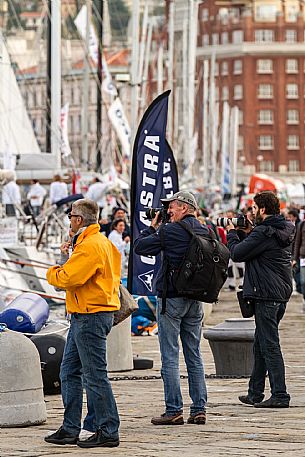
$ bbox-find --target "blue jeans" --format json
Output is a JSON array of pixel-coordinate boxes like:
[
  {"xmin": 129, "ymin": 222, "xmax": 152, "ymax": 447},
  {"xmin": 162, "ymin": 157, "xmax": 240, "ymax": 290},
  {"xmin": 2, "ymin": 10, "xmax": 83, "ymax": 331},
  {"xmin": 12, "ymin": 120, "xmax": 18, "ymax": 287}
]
[
  {"xmin": 157, "ymin": 297, "xmax": 207, "ymax": 415},
  {"xmin": 248, "ymin": 301, "xmax": 290, "ymax": 403},
  {"xmin": 60, "ymin": 312, "xmax": 120, "ymax": 438}
]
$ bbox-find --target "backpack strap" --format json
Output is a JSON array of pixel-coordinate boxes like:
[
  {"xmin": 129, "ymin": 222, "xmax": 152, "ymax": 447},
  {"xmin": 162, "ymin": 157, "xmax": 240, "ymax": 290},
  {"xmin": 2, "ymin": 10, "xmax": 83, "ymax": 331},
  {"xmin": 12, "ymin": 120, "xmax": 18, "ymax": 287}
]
[{"xmin": 159, "ymin": 225, "xmax": 168, "ymax": 315}]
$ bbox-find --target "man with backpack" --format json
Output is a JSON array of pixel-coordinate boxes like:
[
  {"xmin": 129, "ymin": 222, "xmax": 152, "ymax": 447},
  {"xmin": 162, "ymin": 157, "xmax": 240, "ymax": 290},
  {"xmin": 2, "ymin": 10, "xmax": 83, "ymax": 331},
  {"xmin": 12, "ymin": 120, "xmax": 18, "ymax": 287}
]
[
  {"xmin": 226, "ymin": 191, "xmax": 294, "ymax": 408},
  {"xmin": 134, "ymin": 191, "xmax": 218, "ymax": 426}
]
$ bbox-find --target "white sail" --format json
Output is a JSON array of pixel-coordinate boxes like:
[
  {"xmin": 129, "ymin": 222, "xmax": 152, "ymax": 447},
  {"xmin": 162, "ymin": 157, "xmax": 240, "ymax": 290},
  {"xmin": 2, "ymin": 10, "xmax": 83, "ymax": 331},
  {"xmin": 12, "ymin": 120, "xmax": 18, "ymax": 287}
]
[{"xmin": 0, "ymin": 33, "xmax": 41, "ymax": 164}]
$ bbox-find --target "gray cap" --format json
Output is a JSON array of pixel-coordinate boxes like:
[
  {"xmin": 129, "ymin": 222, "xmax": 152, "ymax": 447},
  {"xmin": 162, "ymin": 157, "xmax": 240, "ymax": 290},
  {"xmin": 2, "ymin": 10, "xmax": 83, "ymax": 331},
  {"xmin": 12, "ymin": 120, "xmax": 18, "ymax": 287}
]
[{"xmin": 160, "ymin": 191, "xmax": 197, "ymax": 209}]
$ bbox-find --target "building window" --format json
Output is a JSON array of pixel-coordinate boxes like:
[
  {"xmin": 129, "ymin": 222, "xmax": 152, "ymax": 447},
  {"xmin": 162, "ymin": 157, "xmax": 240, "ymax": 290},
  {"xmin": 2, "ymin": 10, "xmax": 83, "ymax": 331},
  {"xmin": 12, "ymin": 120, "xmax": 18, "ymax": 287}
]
[
  {"xmin": 259, "ymin": 135, "xmax": 273, "ymax": 150},
  {"xmin": 257, "ymin": 59, "xmax": 273, "ymax": 74},
  {"xmin": 255, "ymin": 5, "xmax": 278, "ymax": 22},
  {"xmin": 286, "ymin": 30, "xmax": 297, "ymax": 43},
  {"xmin": 234, "ymin": 84, "xmax": 243, "ymax": 100},
  {"xmin": 233, "ymin": 59, "xmax": 242, "ymax": 75},
  {"xmin": 202, "ymin": 8, "xmax": 209, "ymax": 22},
  {"xmin": 288, "ymin": 160, "xmax": 299, "ymax": 171},
  {"xmin": 232, "ymin": 30, "xmax": 243, "ymax": 44},
  {"xmin": 222, "ymin": 86, "xmax": 229, "ymax": 101},
  {"xmin": 259, "ymin": 160, "xmax": 274, "ymax": 172},
  {"xmin": 286, "ymin": 83, "xmax": 298, "ymax": 98},
  {"xmin": 214, "ymin": 62, "xmax": 219, "ymax": 76},
  {"xmin": 287, "ymin": 110, "xmax": 299, "ymax": 124},
  {"xmin": 286, "ymin": 59, "xmax": 298, "ymax": 73},
  {"xmin": 238, "ymin": 110, "xmax": 243, "ymax": 125},
  {"xmin": 221, "ymin": 32, "xmax": 229, "ymax": 44},
  {"xmin": 287, "ymin": 135, "xmax": 299, "ymax": 149},
  {"xmin": 203, "ymin": 34, "xmax": 209, "ymax": 46},
  {"xmin": 221, "ymin": 61, "xmax": 228, "ymax": 75},
  {"xmin": 258, "ymin": 84, "xmax": 273, "ymax": 99},
  {"xmin": 286, "ymin": 3, "xmax": 299, "ymax": 23},
  {"xmin": 238, "ymin": 135, "xmax": 243, "ymax": 151},
  {"xmin": 212, "ymin": 33, "xmax": 219, "ymax": 45},
  {"xmin": 255, "ymin": 30, "xmax": 274, "ymax": 43},
  {"xmin": 215, "ymin": 86, "xmax": 219, "ymax": 101},
  {"xmin": 258, "ymin": 110, "xmax": 273, "ymax": 124}
]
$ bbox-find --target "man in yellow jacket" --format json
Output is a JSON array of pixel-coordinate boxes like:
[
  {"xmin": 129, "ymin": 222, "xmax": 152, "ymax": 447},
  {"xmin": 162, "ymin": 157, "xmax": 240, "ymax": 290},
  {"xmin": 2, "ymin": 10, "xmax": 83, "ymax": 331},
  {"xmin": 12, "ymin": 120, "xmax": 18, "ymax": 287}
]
[{"xmin": 45, "ymin": 199, "xmax": 121, "ymax": 449}]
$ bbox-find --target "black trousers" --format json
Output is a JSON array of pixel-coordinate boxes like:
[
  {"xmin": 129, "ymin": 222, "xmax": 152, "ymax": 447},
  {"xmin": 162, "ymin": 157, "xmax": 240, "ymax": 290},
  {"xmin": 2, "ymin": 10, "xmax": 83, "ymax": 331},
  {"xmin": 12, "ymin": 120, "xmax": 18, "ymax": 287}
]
[{"xmin": 248, "ymin": 300, "xmax": 290, "ymax": 403}]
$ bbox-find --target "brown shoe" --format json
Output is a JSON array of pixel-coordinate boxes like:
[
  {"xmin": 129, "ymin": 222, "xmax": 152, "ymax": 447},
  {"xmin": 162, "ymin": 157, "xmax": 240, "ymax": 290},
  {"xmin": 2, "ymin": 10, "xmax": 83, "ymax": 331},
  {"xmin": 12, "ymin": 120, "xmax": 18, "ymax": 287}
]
[
  {"xmin": 151, "ymin": 412, "xmax": 184, "ymax": 425},
  {"xmin": 187, "ymin": 411, "xmax": 206, "ymax": 425}
]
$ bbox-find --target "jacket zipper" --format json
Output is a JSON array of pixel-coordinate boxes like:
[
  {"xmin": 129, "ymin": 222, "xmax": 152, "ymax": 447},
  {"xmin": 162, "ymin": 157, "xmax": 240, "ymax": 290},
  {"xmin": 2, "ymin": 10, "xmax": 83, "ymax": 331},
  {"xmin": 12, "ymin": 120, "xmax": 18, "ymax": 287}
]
[{"xmin": 75, "ymin": 293, "xmax": 79, "ymax": 304}]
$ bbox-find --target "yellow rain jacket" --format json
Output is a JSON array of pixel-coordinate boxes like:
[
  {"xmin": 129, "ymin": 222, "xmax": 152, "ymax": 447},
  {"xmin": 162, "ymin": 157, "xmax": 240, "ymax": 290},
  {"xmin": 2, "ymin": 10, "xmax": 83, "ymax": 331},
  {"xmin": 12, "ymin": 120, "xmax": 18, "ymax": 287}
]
[{"xmin": 47, "ymin": 224, "xmax": 121, "ymax": 314}]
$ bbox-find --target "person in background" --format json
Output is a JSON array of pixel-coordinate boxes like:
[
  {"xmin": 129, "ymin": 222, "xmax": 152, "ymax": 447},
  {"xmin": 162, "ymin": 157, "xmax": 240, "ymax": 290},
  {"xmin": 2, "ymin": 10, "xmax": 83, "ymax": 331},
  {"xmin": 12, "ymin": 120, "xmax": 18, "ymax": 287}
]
[
  {"xmin": 292, "ymin": 215, "xmax": 305, "ymax": 311},
  {"xmin": 100, "ymin": 207, "xmax": 130, "ymax": 240},
  {"xmin": 2, "ymin": 173, "xmax": 21, "ymax": 217},
  {"xmin": 27, "ymin": 179, "xmax": 46, "ymax": 216},
  {"xmin": 108, "ymin": 218, "xmax": 130, "ymax": 275},
  {"xmin": 287, "ymin": 208, "xmax": 302, "ymax": 296},
  {"xmin": 50, "ymin": 174, "xmax": 68, "ymax": 204},
  {"xmin": 86, "ymin": 177, "xmax": 108, "ymax": 217}
]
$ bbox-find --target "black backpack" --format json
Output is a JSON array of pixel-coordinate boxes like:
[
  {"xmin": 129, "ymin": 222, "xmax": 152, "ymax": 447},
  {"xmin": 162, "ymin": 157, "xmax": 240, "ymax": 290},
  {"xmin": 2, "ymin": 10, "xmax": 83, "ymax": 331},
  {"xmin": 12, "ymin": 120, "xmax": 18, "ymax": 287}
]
[{"xmin": 161, "ymin": 221, "xmax": 230, "ymax": 313}]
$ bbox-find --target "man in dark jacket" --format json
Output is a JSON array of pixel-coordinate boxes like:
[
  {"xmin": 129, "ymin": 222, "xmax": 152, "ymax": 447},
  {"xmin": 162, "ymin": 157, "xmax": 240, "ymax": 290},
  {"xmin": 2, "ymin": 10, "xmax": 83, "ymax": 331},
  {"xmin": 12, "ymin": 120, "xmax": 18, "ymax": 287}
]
[
  {"xmin": 226, "ymin": 191, "xmax": 295, "ymax": 408},
  {"xmin": 134, "ymin": 191, "xmax": 208, "ymax": 426}
]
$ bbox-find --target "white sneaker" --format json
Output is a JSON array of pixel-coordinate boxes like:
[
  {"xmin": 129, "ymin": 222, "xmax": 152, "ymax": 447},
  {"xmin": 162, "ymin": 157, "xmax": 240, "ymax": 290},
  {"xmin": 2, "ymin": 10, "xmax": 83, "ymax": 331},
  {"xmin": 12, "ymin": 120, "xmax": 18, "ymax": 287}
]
[{"xmin": 78, "ymin": 429, "xmax": 95, "ymax": 441}]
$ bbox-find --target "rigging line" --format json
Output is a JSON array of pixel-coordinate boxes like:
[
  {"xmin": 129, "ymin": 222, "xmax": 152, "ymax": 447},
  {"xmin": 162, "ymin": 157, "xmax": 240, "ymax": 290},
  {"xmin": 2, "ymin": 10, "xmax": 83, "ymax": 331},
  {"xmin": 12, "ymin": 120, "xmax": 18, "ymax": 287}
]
[
  {"xmin": 0, "ymin": 258, "xmax": 50, "ymax": 269},
  {"xmin": 1, "ymin": 265, "xmax": 48, "ymax": 282},
  {"xmin": 7, "ymin": 0, "xmax": 24, "ymax": 31},
  {"xmin": 4, "ymin": 249, "xmax": 53, "ymax": 266},
  {"xmin": 0, "ymin": 282, "xmax": 65, "ymax": 301}
]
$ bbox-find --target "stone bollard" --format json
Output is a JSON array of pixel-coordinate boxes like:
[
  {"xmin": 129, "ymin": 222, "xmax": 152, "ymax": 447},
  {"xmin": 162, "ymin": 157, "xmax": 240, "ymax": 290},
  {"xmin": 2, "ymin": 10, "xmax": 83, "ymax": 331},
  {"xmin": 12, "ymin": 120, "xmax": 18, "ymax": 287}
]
[
  {"xmin": 107, "ymin": 316, "xmax": 133, "ymax": 372},
  {"xmin": 203, "ymin": 318, "xmax": 255, "ymax": 376},
  {"xmin": 0, "ymin": 326, "xmax": 47, "ymax": 427}
]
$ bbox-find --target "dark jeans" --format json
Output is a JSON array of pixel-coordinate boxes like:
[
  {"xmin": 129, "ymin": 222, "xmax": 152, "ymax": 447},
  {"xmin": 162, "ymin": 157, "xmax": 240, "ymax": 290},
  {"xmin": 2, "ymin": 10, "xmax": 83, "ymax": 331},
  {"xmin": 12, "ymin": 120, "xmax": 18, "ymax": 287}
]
[
  {"xmin": 248, "ymin": 300, "xmax": 290, "ymax": 403},
  {"xmin": 60, "ymin": 312, "xmax": 120, "ymax": 438}
]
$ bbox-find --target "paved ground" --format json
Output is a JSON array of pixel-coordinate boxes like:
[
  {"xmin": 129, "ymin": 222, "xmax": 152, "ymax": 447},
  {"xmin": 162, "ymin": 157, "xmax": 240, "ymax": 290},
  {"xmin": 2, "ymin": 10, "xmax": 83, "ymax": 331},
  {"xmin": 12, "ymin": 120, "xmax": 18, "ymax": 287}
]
[{"xmin": 1, "ymin": 290, "xmax": 305, "ymax": 457}]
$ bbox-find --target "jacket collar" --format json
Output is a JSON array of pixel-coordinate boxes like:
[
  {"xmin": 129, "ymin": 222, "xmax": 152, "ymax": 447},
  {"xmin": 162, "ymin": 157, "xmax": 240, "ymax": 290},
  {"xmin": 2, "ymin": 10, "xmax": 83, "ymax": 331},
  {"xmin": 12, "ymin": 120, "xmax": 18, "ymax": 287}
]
[{"xmin": 73, "ymin": 223, "xmax": 100, "ymax": 246}]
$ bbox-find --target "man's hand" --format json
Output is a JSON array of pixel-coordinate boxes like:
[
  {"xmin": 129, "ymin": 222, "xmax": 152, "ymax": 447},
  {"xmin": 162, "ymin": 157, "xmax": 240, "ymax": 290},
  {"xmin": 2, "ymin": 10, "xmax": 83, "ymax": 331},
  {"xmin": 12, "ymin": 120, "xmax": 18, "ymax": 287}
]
[
  {"xmin": 225, "ymin": 220, "xmax": 235, "ymax": 232},
  {"xmin": 151, "ymin": 211, "xmax": 162, "ymax": 230},
  {"xmin": 60, "ymin": 241, "xmax": 71, "ymax": 255},
  {"xmin": 292, "ymin": 260, "xmax": 297, "ymax": 267}
]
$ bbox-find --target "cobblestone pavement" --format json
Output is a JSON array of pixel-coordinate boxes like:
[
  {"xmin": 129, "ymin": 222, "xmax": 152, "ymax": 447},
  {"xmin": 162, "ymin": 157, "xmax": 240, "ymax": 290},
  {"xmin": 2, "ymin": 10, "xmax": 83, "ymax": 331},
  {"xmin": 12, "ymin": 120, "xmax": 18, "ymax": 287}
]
[{"xmin": 1, "ymin": 291, "xmax": 305, "ymax": 457}]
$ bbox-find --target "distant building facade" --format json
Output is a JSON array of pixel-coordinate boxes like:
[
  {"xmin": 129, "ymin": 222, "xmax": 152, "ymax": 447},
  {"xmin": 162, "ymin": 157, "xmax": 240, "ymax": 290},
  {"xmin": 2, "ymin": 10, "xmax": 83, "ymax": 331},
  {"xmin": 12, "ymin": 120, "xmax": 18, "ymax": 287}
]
[
  {"xmin": 16, "ymin": 50, "xmax": 130, "ymax": 169},
  {"xmin": 197, "ymin": 0, "xmax": 305, "ymax": 173}
]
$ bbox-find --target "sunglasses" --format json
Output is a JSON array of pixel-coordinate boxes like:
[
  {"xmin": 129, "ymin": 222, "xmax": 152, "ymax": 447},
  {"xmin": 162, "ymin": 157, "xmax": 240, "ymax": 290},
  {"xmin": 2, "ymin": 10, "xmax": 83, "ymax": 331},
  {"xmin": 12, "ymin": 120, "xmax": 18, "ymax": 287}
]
[{"xmin": 68, "ymin": 213, "xmax": 82, "ymax": 220}]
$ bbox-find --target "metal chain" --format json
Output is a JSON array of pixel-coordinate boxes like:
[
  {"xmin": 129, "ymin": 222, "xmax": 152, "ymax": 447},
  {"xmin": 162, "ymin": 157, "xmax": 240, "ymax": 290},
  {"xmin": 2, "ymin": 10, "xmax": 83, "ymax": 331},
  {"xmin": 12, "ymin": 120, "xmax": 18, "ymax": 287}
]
[{"xmin": 109, "ymin": 374, "xmax": 250, "ymax": 381}]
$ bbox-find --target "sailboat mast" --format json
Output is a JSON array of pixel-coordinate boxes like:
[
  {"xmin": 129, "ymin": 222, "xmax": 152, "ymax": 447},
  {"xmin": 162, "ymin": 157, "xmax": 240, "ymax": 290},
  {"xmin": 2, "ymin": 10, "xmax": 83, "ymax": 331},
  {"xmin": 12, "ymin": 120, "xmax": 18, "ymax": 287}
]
[
  {"xmin": 95, "ymin": 0, "xmax": 103, "ymax": 172},
  {"xmin": 81, "ymin": 0, "xmax": 91, "ymax": 170},
  {"xmin": 51, "ymin": 0, "xmax": 61, "ymax": 170}
]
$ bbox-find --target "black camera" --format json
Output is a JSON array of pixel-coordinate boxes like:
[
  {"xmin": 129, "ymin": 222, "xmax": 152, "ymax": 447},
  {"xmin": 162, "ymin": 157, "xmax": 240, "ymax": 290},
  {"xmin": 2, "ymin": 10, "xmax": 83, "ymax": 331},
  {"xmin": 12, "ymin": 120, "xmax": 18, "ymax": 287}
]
[
  {"xmin": 216, "ymin": 215, "xmax": 248, "ymax": 229},
  {"xmin": 145, "ymin": 207, "xmax": 169, "ymax": 223}
]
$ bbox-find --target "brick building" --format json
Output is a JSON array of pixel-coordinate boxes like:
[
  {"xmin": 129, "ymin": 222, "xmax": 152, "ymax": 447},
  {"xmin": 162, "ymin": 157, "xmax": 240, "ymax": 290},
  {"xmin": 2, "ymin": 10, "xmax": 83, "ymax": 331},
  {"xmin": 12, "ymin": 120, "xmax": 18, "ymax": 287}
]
[{"xmin": 197, "ymin": 0, "xmax": 305, "ymax": 174}]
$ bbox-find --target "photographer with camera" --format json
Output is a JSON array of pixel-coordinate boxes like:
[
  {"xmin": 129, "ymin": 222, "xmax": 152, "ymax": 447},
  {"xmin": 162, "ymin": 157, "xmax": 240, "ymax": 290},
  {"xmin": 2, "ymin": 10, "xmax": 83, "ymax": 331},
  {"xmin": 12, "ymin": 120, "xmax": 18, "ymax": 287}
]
[
  {"xmin": 226, "ymin": 191, "xmax": 295, "ymax": 408},
  {"xmin": 134, "ymin": 191, "xmax": 208, "ymax": 426}
]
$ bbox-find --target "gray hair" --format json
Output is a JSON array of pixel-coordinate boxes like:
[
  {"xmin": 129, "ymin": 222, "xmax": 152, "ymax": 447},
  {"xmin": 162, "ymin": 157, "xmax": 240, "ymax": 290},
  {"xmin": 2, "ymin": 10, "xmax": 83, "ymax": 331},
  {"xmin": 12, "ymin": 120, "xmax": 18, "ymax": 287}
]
[
  {"xmin": 72, "ymin": 199, "xmax": 99, "ymax": 226},
  {"xmin": 176, "ymin": 200, "xmax": 196, "ymax": 214}
]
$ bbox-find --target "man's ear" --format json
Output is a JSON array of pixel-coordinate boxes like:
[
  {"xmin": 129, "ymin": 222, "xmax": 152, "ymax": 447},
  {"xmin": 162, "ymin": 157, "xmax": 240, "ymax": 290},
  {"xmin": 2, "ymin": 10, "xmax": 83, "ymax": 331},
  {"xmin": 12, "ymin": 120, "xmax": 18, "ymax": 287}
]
[{"xmin": 260, "ymin": 207, "xmax": 266, "ymax": 215}]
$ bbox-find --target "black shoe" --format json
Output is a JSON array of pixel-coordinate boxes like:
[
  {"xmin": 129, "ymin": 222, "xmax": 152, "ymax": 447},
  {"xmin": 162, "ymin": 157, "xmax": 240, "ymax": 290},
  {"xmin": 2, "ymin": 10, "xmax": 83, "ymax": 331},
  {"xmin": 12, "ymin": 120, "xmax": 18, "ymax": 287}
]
[
  {"xmin": 44, "ymin": 426, "xmax": 79, "ymax": 445},
  {"xmin": 77, "ymin": 430, "xmax": 119, "ymax": 448},
  {"xmin": 238, "ymin": 395, "xmax": 263, "ymax": 406},
  {"xmin": 254, "ymin": 397, "xmax": 289, "ymax": 408}
]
